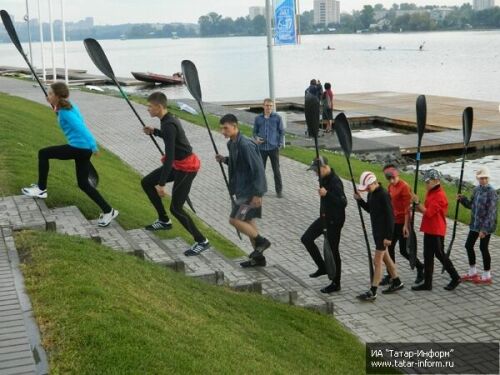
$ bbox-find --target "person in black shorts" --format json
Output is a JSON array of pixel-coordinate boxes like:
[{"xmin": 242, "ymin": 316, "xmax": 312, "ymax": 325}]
[
  {"xmin": 354, "ymin": 171, "xmax": 404, "ymax": 301},
  {"xmin": 215, "ymin": 114, "xmax": 270, "ymax": 267}
]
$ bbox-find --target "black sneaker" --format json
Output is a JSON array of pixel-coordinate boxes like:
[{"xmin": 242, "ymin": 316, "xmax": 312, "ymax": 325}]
[
  {"xmin": 249, "ymin": 237, "xmax": 271, "ymax": 259},
  {"xmin": 320, "ymin": 282, "xmax": 341, "ymax": 293},
  {"xmin": 415, "ymin": 268, "xmax": 424, "ymax": 284},
  {"xmin": 411, "ymin": 284, "xmax": 432, "ymax": 291},
  {"xmin": 184, "ymin": 240, "xmax": 210, "ymax": 256},
  {"xmin": 145, "ymin": 219, "xmax": 172, "ymax": 231},
  {"xmin": 382, "ymin": 280, "xmax": 404, "ymax": 294},
  {"xmin": 379, "ymin": 274, "xmax": 391, "ymax": 286},
  {"xmin": 444, "ymin": 278, "xmax": 461, "ymax": 291},
  {"xmin": 240, "ymin": 257, "xmax": 266, "ymax": 268},
  {"xmin": 356, "ymin": 290, "xmax": 376, "ymax": 302},
  {"xmin": 309, "ymin": 269, "xmax": 327, "ymax": 278}
]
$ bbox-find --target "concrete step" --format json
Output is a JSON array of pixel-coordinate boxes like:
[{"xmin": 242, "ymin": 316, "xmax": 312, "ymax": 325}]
[
  {"xmin": 161, "ymin": 238, "xmax": 261, "ymax": 293},
  {"xmin": 0, "ymin": 196, "xmax": 48, "ymax": 231},
  {"xmin": 44, "ymin": 206, "xmax": 100, "ymax": 243},
  {"xmin": 126, "ymin": 229, "xmax": 184, "ymax": 273},
  {"xmin": 89, "ymin": 220, "xmax": 144, "ymax": 259},
  {"xmin": 235, "ymin": 258, "xmax": 333, "ymax": 314}
]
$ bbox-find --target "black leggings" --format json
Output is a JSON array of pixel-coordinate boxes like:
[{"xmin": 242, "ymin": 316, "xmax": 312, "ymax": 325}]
[
  {"xmin": 141, "ymin": 167, "xmax": 205, "ymax": 243},
  {"xmin": 465, "ymin": 230, "xmax": 491, "ymax": 271},
  {"xmin": 38, "ymin": 145, "xmax": 111, "ymax": 213},
  {"xmin": 423, "ymin": 234, "xmax": 459, "ymax": 287},
  {"xmin": 388, "ymin": 223, "xmax": 424, "ymax": 271},
  {"xmin": 301, "ymin": 217, "xmax": 343, "ymax": 284}
]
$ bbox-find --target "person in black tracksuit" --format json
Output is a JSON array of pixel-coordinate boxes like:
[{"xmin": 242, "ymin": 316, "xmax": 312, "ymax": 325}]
[
  {"xmin": 301, "ymin": 156, "xmax": 346, "ymax": 293},
  {"xmin": 354, "ymin": 172, "xmax": 404, "ymax": 301},
  {"xmin": 141, "ymin": 92, "xmax": 209, "ymax": 256}
]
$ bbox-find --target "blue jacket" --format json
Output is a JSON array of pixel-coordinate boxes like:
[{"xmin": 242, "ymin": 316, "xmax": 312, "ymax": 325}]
[
  {"xmin": 57, "ymin": 102, "xmax": 98, "ymax": 152},
  {"xmin": 253, "ymin": 112, "xmax": 284, "ymax": 151},
  {"xmin": 225, "ymin": 132, "xmax": 267, "ymax": 200},
  {"xmin": 459, "ymin": 184, "xmax": 498, "ymax": 234}
]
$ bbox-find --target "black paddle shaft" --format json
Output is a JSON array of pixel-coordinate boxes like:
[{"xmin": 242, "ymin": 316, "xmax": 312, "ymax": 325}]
[{"xmin": 443, "ymin": 106, "xmax": 473, "ymax": 272}]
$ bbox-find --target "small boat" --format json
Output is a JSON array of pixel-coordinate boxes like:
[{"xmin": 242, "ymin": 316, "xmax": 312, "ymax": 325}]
[{"xmin": 131, "ymin": 71, "xmax": 184, "ymax": 85}]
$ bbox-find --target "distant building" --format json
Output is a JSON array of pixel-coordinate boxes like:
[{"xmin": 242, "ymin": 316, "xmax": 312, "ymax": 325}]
[
  {"xmin": 473, "ymin": 0, "xmax": 495, "ymax": 10},
  {"xmin": 249, "ymin": 6, "xmax": 266, "ymax": 20},
  {"xmin": 313, "ymin": 0, "xmax": 340, "ymax": 25},
  {"xmin": 430, "ymin": 7, "xmax": 454, "ymax": 21}
]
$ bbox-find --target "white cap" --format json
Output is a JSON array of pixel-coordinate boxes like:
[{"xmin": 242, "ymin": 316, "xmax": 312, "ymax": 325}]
[
  {"xmin": 358, "ymin": 171, "xmax": 377, "ymax": 191},
  {"xmin": 476, "ymin": 166, "xmax": 490, "ymax": 178}
]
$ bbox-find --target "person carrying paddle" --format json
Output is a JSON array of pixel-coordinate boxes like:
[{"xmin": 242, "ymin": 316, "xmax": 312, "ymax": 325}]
[
  {"xmin": 411, "ymin": 169, "xmax": 461, "ymax": 291},
  {"xmin": 142, "ymin": 92, "xmax": 210, "ymax": 256},
  {"xmin": 22, "ymin": 81, "xmax": 118, "ymax": 227},
  {"xmin": 301, "ymin": 156, "xmax": 346, "ymax": 293},
  {"xmin": 458, "ymin": 167, "xmax": 497, "ymax": 285},
  {"xmin": 380, "ymin": 165, "xmax": 425, "ymax": 286},
  {"xmin": 215, "ymin": 114, "xmax": 270, "ymax": 268},
  {"xmin": 253, "ymin": 98, "xmax": 284, "ymax": 198},
  {"xmin": 354, "ymin": 172, "xmax": 404, "ymax": 301}
]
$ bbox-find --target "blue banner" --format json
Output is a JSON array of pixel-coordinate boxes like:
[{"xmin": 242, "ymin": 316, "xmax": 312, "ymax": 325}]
[{"xmin": 274, "ymin": 0, "xmax": 297, "ymax": 46}]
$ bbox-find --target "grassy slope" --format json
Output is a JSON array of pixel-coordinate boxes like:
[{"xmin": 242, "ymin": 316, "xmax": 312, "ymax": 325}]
[
  {"xmin": 0, "ymin": 93, "xmax": 244, "ymax": 258},
  {"xmin": 16, "ymin": 230, "xmax": 366, "ymax": 375}
]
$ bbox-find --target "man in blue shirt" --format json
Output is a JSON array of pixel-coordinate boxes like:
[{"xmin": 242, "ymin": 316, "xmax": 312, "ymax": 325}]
[{"xmin": 253, "ymin": 98, "xmax": 284, "ymax": 198}]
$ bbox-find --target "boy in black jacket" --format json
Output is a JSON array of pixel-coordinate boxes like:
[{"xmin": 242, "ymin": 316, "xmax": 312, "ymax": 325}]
[
  {"xmin": 301, "ymin": 156, "xmax": 347, "ymax": 293},
  {"xmin": 354, "ymin": 171, "xmax": 404, "ymax": 301}
]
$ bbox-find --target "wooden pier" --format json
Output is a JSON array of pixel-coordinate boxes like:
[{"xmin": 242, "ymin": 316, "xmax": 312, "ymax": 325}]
[{"xmin": 217, "ymin": 92, "xmax": 500, "ymax": 156}]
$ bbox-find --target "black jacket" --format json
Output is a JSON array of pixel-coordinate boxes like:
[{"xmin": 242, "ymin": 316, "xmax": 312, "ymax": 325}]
[
  {"xmin": 320, "ymin": 171, "xmax": 347, "ymax": 224},
  {"xmin": 153, "ymin": 113, "xmax": 192, "ymax": 185},
  {"xmin": 358, "ymin": 185, "xmax": 394, "ymax": 241}
]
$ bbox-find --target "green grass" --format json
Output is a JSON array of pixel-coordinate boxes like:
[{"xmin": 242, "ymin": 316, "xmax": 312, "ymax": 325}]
[
  {"xmin": 16, "ymin": 230, "xmax": 366, "ymax": 374},
  {"xmin": 153, "ymin": 97, "xmax": 499, "ymax": 236},
  {"xmin": 0, "ymin": 93, "xmax": 244, "ymax": 258}
]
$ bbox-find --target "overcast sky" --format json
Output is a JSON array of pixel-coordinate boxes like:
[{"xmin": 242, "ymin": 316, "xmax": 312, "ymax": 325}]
[{"xmin": 3, "ymin": 0, "xmax": 466, "ymax": 25}]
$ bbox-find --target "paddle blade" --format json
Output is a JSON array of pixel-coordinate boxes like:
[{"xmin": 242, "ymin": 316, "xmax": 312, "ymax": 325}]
[
  {"xmin": 1, "ymin": 10, "xmax": 24, "ymax": 55},
  {"xmin": 463, "ymin": 107, "xmax": 473, "ymax": 146},
  {"xmin": 333, "ymin": 112, "xmax": 353, "ymax": 157},
  {"xmin": 416, "ymin": 95, "xmax": 427, "ymax": 143},
  {"xmin": 88, "ymin": 162, "xmax": 99, "ymax": 188},
  {"xmin": 323, "ymin": 236, "xmax": 336, "ymax": 280},
  {"xmin": 84, "ymin": 38, "xmax": 116, "ymax": 80},
  {"xmin": 181, "ymin": 60, "xmax": 202, "ymax": 103},
  {"xmin": 304, "ymin": 94, "xmax": 320, "ymax": 138}
]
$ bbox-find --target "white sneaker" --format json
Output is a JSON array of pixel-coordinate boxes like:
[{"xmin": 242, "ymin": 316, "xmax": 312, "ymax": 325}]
[
  {"xmin": 21, "ymin": 184, "xmax": 47, "ymax": 199},
  {"xmin": 97, "ymin": 208, "xmax": 119, "ymax": 227}
]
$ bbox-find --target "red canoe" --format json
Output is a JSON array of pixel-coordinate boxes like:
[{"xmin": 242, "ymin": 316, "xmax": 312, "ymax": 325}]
[{"xmin": 131, "ymin": 71, "xmax": 184, "ymax": 85}]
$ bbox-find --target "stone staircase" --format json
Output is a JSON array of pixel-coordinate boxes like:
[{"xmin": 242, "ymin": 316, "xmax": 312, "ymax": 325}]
[{"xmin": 1, "ymin": 196, "xmax": 334, "ymax": 317}]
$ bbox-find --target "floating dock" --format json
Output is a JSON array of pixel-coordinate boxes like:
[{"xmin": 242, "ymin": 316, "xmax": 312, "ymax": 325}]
[{"xmin": 217, "ymin": 92, "xmax": 500, "ymax": 156}]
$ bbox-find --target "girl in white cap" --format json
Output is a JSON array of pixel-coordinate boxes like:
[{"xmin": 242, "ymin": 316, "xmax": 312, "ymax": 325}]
[
  {"xmin": 458, "ymin": 166, "xmax": 498, "ymax": 284},
  {"xmin": 354, "ymin": 171, "xmax": 404, "ymax": 301}
]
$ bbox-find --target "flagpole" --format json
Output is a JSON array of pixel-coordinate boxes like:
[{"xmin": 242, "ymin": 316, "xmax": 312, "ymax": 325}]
[
  {"xmin": 25, "ymin": 0, "xmax": 34, "ymax": 79},
  {"xmin": 37, "ymin": 0, "xmax": 46, "ymax": 82},
  {"xmin": 265, "ymin": 0, "xmax": 276, "ymax": 106},
  {"xmin": 48, "ymin": 0, "xmax": 56, "ymax": 82},
  {"xmin": 61, "ymin": 0, "xmax": 68, "ymax": 84}
]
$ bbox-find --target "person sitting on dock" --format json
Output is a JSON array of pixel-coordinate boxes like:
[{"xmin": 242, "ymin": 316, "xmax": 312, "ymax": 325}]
[{"xmin": 458, "ymin": 167, "xmax": 498, "ymax": 285}]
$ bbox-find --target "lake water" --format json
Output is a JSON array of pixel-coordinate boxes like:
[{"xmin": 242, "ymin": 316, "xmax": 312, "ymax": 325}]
[
  {"xmin": 1, "ymin": 31, "xmax": 499, "ymax": 183},
  {"xmin": 1, "ymin": 31, "xmax": 500, "ymax": 102}
]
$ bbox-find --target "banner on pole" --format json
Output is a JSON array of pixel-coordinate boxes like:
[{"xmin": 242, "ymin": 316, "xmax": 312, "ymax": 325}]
[{"xmin": 274, "ymin": 0, "xmax": 297, "ymax": 46}]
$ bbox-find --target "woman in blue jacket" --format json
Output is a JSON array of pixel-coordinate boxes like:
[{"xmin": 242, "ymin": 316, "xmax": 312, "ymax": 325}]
[
  {"xmin": 458, "ymin": 167, "xmax": 497, "ymax": 284},
  {"xmin": 22, "ymin": 82, "xmax": 118, "ymax": 227}
]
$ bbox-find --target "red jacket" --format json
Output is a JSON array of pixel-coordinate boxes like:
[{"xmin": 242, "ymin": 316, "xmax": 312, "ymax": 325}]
[
  {"xmin": 420, "ymin": 185, "xmax": 448, "ymax": 236},
  {"xmin": 388, "ymin": 180, "xmax": 411, "ymax": 224}
]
